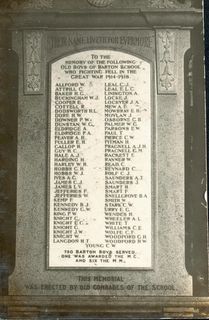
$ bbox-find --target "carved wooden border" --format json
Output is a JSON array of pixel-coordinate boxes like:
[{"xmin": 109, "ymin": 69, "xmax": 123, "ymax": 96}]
[
  {"xmin": 156, "ymin": 29, "xmax": 177, "ymax": 94},
  {"xmin": 23, "ymin": 31, "xmax": 44, "ymax": 95}
]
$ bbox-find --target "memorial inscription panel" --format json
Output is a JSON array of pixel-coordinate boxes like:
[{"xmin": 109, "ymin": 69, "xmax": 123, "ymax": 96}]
[{"xmin": 48, "ymin": 50, "xmax": 152, "ymax": 268}]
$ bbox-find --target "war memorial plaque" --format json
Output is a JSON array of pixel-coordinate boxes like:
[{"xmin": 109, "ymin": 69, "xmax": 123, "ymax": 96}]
[
  {"xmin": 0, "ymin": 0, "xmax": 209, "ymax": 318},
  {"xmin": 49, "ymin": 50, "xmax": 152, "ymax": 268}
]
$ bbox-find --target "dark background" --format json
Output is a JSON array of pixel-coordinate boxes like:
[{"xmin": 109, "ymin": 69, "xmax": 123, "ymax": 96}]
[
  {"xmin": 205, "ymin": 2, "xmax": 209, "ymax": 186},
  {"xmin": 204, "ymin": 0, "xmax": 209, "ymax": 235}
]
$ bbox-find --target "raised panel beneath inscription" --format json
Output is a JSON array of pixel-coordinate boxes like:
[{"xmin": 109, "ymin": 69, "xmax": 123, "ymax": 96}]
[{"xmin": 48, "ymin": 50, "xmax": 152, "ymax": 268}]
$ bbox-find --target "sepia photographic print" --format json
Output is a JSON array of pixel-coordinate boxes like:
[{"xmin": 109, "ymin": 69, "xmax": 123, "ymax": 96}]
[{"xmin": 0, "ymin": 0, "xmax": 208, "ymax": 318}]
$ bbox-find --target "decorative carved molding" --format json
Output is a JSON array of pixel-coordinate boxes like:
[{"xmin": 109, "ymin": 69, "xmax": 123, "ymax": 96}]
[
  {"xmin": 149, "ymin": 0, "xmax": 191, "ymax": 8},
  {"xmin": 187, "ymin": 54, "xmax": 194, "ymax": 107},
  {"xmin": 6, "ymin": 0, "xmax": 53, "ymax": 10},
  {"xmin": 23, "ymin": 0, "xmax": 53, "ymax": 9},
  {"xmin": 0, "ymin": 0, "xmax": 197, "ymax": 10},
  {"xmin": 156, "ymin": 30, "xmax": 177, "ymax": 94},
  {"xmin": 24, "ymin": 31, "xmax": 43, "ymax": 94},
  {"xmin": 87, "ymin": 0, "xmax": 114, "ymax": 7}
]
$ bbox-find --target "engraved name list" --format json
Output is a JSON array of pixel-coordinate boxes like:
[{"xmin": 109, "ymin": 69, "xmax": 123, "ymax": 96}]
[{"xmin": 48, "ymin": 50, "xmax": 152, "ymax": 268}]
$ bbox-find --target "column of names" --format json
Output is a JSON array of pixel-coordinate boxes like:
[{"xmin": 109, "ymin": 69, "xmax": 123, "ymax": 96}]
[{"xmin": 49, "ymin": 50, "xmax": 152, "ymax": 268}]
